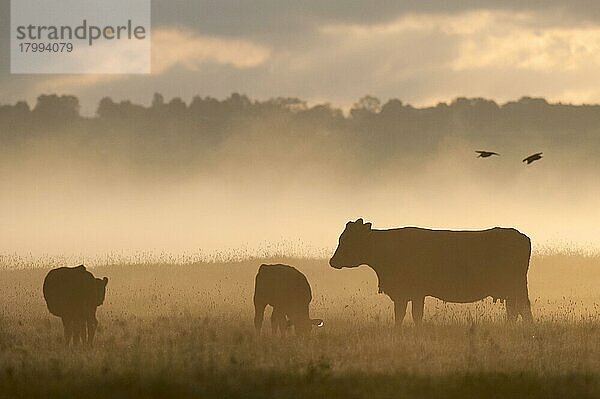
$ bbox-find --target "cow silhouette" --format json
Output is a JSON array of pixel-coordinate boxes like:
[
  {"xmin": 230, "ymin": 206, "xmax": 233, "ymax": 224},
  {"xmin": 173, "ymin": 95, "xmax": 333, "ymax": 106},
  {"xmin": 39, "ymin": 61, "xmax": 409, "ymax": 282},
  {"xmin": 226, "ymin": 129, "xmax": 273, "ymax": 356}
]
[
  {"xmin": 253, "ymin": 264, "xmax": 323, "ymax": 335},
  {"xmin": 43, "ymin": 265, "xmax": 108, "ymax": 346},
  {"xmin": 330, "ymin": 219, "xmax": 533, "ymax": 327}
]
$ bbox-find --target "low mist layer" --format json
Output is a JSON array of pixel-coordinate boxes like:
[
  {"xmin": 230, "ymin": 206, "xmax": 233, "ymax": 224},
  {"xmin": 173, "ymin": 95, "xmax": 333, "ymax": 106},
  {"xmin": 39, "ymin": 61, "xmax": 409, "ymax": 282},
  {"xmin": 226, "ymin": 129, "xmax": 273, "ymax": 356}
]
[{"xmin": 1, "ymin": 94, "xmax": 600, "ymax": 256}]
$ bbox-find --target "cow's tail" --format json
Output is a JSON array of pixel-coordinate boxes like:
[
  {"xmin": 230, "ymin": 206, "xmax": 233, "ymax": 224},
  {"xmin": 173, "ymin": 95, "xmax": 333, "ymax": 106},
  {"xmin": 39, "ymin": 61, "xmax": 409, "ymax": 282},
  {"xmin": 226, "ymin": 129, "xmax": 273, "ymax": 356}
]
[
  {"xmin": 521, "ymin": 234, "xmax": 533, "ymax": 321},
  {"xmin": 522, "ymin": 233, "xmax": 532, "ymax": 272},
  {"xmin": 42, "ymin": 270, "xmax": 68, "ymax": 317},
  {"xmin": 253, "ymin": 265, "xmax": 269, "ymax": 333},
  {"xmin": 42, "ymin": 286, "xmax": 64, "ymax": 317},
  {"xmin": 508, "ymin": 231, "xmax": 533, "ymax": 321}
]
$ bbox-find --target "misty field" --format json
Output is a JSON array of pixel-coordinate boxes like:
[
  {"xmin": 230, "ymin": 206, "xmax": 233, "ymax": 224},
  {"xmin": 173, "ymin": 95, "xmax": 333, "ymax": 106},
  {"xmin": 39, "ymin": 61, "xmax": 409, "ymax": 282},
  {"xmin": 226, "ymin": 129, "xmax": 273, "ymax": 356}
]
[{"xmin": 0, "ymin": 252, "xmax": 599, "ymax": 398}]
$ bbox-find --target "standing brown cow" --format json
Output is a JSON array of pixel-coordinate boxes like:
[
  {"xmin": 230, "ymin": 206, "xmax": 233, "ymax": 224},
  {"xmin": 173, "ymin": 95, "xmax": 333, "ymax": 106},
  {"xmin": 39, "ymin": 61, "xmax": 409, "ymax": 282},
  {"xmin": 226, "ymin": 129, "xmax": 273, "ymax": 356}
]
[{"xmin": 330, "ymin": 219, "xmax": 533, "ymax": 327}]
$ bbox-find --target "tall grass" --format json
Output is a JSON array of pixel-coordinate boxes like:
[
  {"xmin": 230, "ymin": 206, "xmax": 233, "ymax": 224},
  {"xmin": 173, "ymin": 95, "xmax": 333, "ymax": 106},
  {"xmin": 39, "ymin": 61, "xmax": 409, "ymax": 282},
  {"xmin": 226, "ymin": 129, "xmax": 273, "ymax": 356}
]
[{"xmin": 0, "ymin": 254, "xmax": 598, "ymax": 398}]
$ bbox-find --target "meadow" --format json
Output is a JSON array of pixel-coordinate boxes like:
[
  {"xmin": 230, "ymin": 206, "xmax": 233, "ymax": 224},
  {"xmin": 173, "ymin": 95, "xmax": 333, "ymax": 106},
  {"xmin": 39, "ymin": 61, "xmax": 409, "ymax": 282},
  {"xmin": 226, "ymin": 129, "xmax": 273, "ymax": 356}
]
[{"xmin": 0, "ymin": 251, "xmax": 599, "ymax": 398}]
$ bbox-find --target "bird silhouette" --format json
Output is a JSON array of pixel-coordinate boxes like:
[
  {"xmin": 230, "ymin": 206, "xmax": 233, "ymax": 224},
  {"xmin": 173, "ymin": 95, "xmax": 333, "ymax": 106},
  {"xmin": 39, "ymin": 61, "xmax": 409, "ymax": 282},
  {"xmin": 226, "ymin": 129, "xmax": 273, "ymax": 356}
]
[
  {"xmin": 523, "ymin": 152, "xmax": 543, "ymax": 165},
  {"xmin": 475, "ymin": 150, "xmax": 499, "ymax": 158}
]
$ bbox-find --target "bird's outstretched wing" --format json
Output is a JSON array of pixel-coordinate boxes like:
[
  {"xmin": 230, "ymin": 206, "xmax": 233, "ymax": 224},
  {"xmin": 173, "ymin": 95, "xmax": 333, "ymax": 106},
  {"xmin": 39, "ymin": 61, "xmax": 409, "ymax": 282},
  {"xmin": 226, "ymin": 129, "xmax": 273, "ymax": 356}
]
[{"xmin": 522, "ymin": 152, "xmax": 543, "ymax": 162}]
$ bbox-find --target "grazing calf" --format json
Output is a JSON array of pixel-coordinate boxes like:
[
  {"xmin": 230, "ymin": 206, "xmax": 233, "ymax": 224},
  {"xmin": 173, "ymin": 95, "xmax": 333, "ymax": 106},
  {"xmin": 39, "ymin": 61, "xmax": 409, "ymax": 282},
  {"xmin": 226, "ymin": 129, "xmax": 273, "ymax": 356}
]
[
  {"xmin": 43, "ymin": 265, "xmax": 108, "ymax": 346},
  {"xmin": 254, "ymin": 264, "xmax": 323, "ymax": 335}
]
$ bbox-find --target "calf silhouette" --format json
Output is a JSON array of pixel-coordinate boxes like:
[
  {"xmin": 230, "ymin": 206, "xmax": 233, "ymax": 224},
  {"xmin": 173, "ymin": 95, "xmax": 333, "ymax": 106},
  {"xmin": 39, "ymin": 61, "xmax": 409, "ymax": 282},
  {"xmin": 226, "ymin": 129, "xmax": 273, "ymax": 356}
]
[
  {"xmin": 43, "ymin": 265, "xmax": 108, "ymax": 346},
  {"xmin": 254, "ymin": 264, "xmax": 323, "ymax": 335}
]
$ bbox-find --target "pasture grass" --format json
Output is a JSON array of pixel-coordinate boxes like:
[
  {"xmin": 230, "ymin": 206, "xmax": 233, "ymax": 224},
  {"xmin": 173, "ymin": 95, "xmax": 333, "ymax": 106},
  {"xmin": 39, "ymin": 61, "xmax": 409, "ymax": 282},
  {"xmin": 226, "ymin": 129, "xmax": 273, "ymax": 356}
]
[{"xmin": 0, "ymin": 253, "xmax": 599, "ymax": 398}]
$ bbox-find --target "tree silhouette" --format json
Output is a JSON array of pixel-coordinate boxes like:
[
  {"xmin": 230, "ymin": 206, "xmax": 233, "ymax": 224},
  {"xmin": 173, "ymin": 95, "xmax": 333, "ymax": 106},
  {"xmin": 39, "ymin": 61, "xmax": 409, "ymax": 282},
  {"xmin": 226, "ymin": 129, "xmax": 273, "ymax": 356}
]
[
  {"xmin": 33, "ymin": 94, "xmax": 80, "ymax": 124},
  {"xmin": 0, "ymin": 93, "xmax": 598, "ymax": 175}
]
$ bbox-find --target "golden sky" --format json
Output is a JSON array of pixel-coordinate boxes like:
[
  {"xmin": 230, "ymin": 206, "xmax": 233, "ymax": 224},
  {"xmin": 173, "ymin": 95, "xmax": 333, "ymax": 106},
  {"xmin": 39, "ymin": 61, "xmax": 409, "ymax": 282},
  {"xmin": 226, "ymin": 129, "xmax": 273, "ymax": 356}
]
[{"xmin": 2, "ymin": 2, "xmax": 600, "ymax": 112}]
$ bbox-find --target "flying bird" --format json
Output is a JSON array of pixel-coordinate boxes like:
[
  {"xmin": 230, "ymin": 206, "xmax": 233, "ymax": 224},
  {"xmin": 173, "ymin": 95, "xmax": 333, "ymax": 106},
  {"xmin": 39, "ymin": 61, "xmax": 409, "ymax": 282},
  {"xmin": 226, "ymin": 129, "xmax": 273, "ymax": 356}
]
[
  {"xmin": 523, "ymin": 152, "xmax": 543, "ymax": 165},
  {"xmin": 475, "ymin": 150, "xmax": 500, "ymax": 158}
]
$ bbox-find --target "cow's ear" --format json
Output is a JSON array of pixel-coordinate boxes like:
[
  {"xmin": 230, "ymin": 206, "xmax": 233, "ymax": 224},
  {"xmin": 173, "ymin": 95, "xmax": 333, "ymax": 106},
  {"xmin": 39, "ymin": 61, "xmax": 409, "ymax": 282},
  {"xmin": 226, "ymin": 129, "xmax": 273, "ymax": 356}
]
[
  {"xmin": 356, "ymin": 218, "xmax": 364, "ymax": 225},
  {"xmin": 364, "ymin": 222, "xmax": 372, "ymax": 230},
  {"xmin": 103, "ymin": 277, "xmax": 108, "ymax": 286}
]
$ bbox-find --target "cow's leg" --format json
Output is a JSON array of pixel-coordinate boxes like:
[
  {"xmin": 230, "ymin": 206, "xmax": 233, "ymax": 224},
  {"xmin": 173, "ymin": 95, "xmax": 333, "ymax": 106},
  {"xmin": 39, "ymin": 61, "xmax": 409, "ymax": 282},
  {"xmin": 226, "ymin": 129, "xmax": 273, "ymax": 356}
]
[
  {"xmin": 254, "ymin": 302, "xmax": 267, "ymax": 334},
  {"xmin": 62, "ymin": 317, "xmax": 73, "ymax": 346},
  {"xmin": 271, "ymin": 307, "xmax": 284, "ymax": 334},
  {"xmin": 78, "ymin": 318, "xmax": 87, "ymax": 345},
  {"xmin": 282, "ymin": 314, "xmax": 294, "ymax": 335},
  {"xmin": 505, "ymin": 299, "xmax": 518, "ymax": 321},
  {"xmin": 286, "ymin": 316, "xmax": 295, "ymax": 335},
  {"xmin": 72, "ymin": 317, "xmax": 85, "ymax": 346},
  {"xmin": 86, "ymin": 309, "xmax": 98, "ymax": 345},
  {"xmin": 392, "ymin": 298, "xmax": 408, "ymax": 329},
  {"xmin": 411, "ymin": 297, "xmax": 425, "ymax": 325},
  {"xmin": 72, "ymin": 318, "xmax": 81, "ymax": 346},
  {"xmin": 289, "ymin": 304, "xmax": 310, "ymax": 336},
  {"xmin": 279, "ymin": 313, "xmax": 291, "ymax": 334},
  {"xmin": 517, "ymin": 284, "xmax": 533, "ymax": 322},
  {"xmin": 519, "ymin": 297, "xmax": 533, "ymax": 322}
]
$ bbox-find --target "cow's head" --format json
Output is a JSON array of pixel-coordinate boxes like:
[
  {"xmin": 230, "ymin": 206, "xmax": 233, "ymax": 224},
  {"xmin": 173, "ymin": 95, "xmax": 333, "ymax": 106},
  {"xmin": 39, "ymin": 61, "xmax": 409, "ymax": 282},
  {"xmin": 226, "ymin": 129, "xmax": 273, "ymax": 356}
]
[
  {"xmin": 94, "ymin": 277, "xmax": 108, "ymax": 306},
  {"xmin": 330, "ymin": 218, "xmax": 372, "ymax": 269},
  {"xmin": 287, "ymin": 305, "xmax": 324, "ymax": 335},
  {"xmin": 292, "ymin": 317, "xmax": 325, "ymax": 336}
]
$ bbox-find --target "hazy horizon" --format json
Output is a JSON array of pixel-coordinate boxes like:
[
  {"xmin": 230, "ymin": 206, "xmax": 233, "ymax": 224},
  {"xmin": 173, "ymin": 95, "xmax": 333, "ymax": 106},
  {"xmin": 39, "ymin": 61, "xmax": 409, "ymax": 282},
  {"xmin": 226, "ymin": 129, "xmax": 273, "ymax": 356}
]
[
  {"xmin": 3, "ymin": 1, "xmax": 600, "ymax": 257},
  {"xmin": 2, "ymin": 93, "xmax": 600, "ymax": 257}
]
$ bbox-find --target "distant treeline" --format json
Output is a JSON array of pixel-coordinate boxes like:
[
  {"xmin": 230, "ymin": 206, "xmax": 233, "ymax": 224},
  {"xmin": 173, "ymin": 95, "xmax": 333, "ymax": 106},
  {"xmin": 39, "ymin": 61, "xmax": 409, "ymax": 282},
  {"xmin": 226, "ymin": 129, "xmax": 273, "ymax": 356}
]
[{"xmin": 1, "ymin": 93, "xmax": 598, "ymax": 173}]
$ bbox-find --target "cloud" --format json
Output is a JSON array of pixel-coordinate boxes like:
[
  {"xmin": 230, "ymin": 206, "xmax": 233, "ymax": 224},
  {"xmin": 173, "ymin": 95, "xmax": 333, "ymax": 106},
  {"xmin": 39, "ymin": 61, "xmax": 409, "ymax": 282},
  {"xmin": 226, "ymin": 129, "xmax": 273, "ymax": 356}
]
[
  {"xmin": 151, "ymin": 28, "xmax": 271, "ymax": 73},
  {"xmin": 21, "ymin": 27, "xmax": 272, "ymax": 100},
  {"xmin": 321, "ymin": 10, "xmax": 600, "ymax": 73},
  {"xmin": 304, "ymin": 10, "xmax": 600, "ymax": 105},
  {"xmin": 449, "ymin": 13, "xmax": 600, "ymax": 72},
  {"xmin": 34, "ymin": 75, "xmax": 121, "ymax": 94},
  {"xmin": 149, "ymin": 1, "xmax": 600, "ymax": 39},
  {"xmin": 6, "ymin": 5, "xmax": 600, "ymax": 114},
  {"xmin": 49, "ymin": 27, "xmax": 271, "ymax": 78}
]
